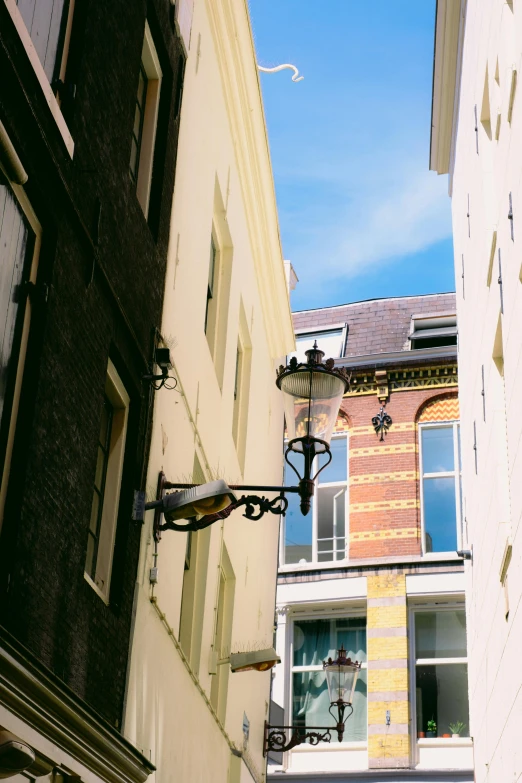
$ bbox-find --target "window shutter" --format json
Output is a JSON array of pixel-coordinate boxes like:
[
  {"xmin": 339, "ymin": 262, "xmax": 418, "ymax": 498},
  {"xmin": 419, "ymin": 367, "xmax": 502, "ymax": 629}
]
[{"xmin": 175, "ymin": 0, "xmax": 194, "ymax": 55}]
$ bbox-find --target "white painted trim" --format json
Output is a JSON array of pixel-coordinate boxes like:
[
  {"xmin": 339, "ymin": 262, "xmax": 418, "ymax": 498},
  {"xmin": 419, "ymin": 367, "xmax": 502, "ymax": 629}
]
[
  {"xmin": 3, "ymin": 0, "xmax": 74, "ymax": 158},
  {"xmin": 204, "ymin": 0, "xmax": 294, "ymax": 358}
]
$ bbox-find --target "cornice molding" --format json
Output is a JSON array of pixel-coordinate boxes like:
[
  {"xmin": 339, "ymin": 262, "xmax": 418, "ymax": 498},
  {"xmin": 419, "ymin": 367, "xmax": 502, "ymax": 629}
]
[
  {"xmin": 0, "ymin": 629, "xmax": 154, "ymax": 783},
  {"xmin": 204, "ymin": 0, "xmax": 294, "ymax": 359},
  {"xmin": 345, "ymin": 364, "xmax": 458, "ymax": 398},
  {"xmin": 430, "ymin": 0, "xmax": 464, "ymax": 174}
]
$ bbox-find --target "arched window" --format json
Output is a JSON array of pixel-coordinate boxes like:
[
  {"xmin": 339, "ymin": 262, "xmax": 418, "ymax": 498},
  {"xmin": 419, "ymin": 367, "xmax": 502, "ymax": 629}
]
[{"xmin": 417, "ymin": 396, "xmax": 462, "ymax": 554}]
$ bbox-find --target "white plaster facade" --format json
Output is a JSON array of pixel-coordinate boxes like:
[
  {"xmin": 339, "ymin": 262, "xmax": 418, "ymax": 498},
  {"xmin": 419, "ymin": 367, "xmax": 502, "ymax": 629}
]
[
  {"xmin": 122, "ymin": 2, "xmax": 294, "ymax": 782},
  {"xmin": 431, "ymin": 2, "xmax": 522, "ymax": 782}
]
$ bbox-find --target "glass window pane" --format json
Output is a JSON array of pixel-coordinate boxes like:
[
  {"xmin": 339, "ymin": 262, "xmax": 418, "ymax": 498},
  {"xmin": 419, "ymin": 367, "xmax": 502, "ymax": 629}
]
[
  {"xmin": 422, "ymin": 427, "xmax": 455, "ymax": 474},
  {"xmin": 284, "ymin": 491, "xmax": 312, "ymax": 564},
  {"xmin": 292, "ymin": 667, "xmax": 367, "ymax": 742},
  {"xmin": 94, "ymin": 447, "xmax": 105, "ymax": 490},
  {"xmin": 317, "ymin": 487, "xmax": 345, "ymax": 562},
  {"xmin": 416, "ymin": 664, "xmax": 469, "ymax": 737},
  {"xmin": 293, "ymin": 329, "xmax": 344, "ymax": 363},
  {"xmin": 293, "ymin": 618, "xmax": 366, "ymax": 667},
  {"xmin": 415, "ymin": 611, "xmax": 467, "ymax": 658},
  {"xmin": 423, "ymin": 477, "xmax": 457, "ymax": 552},
  {"xmin": 89, "ymin": 492, "xmax": 100, "ymax": 535},
  {"xmin": 85, "ymin": 532, "xmax": 95, "ymax": 577},
  {"xmin": 317, "ymin": 437, "xmax": 347, "ymax": 484}
]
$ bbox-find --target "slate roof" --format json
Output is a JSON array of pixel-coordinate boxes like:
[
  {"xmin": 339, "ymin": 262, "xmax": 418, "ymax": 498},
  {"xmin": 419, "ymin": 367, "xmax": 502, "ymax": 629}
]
[{"xmin": 292, "ymin": 293, "xmax": 457, "ymax": 358}]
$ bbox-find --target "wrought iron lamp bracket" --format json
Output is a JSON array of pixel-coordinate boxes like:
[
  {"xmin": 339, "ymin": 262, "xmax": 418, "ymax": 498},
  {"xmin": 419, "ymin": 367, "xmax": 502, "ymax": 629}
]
[
  {"xmin": 264, "ymin": 701, "xmax": 354, "ymax": 755},
  {"xmin": 263, "ymin": 722, "xmax": 333, "ymax": 755}
]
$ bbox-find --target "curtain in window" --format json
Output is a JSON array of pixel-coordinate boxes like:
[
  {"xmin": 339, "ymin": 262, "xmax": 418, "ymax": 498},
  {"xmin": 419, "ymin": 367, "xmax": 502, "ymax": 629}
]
[{"xmin": 292, "ymin": 618, "xmax": 367, "ymax": 742}]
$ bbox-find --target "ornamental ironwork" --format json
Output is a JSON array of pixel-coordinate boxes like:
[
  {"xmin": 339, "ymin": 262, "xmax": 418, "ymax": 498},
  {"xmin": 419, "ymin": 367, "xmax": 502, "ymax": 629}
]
[{"xmin": 372, "ymin": 406, "xmax": 392, "ymax": 441}]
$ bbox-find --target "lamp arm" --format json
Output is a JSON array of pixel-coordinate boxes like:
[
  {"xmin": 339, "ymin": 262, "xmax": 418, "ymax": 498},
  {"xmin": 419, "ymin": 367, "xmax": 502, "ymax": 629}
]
[{"xmin": 264, "ymin": 723, "xmax": 333, "ymax": 755}]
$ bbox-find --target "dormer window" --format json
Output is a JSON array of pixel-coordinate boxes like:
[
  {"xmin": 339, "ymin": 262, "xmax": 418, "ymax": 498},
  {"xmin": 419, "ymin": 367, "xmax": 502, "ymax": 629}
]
[
  {"xmin": 293, "ymin": 324, "xmax": 347, "ymax": 363},
  {"xmin": 409, "ymin": 313, "xmax": 457, "ymax": 350}
]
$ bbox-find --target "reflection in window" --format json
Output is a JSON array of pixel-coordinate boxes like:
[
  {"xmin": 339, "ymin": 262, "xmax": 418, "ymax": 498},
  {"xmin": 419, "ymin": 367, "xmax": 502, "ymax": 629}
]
[
  {"xmin": 414, "ymin": 609, "xmax": 469, "ymax": 738},
  {"xmin": 292, "ymin": 328, "xmax": 345, "ymax": 363},
  {"xmin": 420, "ymin": 422, "xmax": 461, "ymax": 553},
  {"xmin": 292, "ymin": 617, "xmax": 367, "ymax": 742},
  {"xmin": 283, "ymin": 436, "xmax": 347, "ymax": 565}
]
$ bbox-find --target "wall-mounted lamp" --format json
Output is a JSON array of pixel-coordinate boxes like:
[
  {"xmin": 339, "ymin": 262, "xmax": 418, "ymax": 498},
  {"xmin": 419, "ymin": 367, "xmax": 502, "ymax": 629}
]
[
  {"xmin": 142, "ymin": 347, "xmax": 177, "ymax": 390},
  {"xmin": 134, "ymin": 343, "xmax": 351, "ymax": 535},
  {"xmin": 263, "ymin": 646, "xmax": 361, "ymax": 754}
]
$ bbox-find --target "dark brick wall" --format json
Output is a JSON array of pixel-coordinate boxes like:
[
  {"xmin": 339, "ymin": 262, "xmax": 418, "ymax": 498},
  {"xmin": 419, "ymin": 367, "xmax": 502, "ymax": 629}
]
[{"xmin": 0, "ymin": 0, "xmax": 184, "ymax": 728}]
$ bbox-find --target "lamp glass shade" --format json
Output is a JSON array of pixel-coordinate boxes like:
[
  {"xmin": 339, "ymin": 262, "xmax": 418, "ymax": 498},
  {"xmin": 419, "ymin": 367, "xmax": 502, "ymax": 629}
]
[
  {"xmin": 280, "ymin": 369, "xmax": 346, "ymax": 450},
  {"xmin": 323, "ymin": 651, "xmax": 360, "ymax": 705},
  {"xmin": 162, "ymin": 480, "xmax": 237, "ymax": 522}
]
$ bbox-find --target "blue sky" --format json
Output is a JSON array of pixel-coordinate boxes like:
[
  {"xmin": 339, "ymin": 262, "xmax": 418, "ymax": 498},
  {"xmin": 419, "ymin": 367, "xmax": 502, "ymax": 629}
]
[{"xmin": 249, "ymin": 1, "xmax": 455, "ymax": 311}]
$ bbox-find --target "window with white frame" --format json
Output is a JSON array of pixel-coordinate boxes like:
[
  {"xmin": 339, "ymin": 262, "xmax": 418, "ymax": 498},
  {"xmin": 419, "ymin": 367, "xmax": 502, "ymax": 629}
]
[
  {"xmin": 283, "ymin": 435, "xmax": 348, "ymax": 565},
  {"xmin": 84, "ymin": 360, "xmax": 129, "ymax": 601},
  {"xmin": 292, "ymin": 325, "xmax": 347, "ymax": 363},
  {"xmin": 409, "ymin": 313, "xmax": 457, "ymax": 350},
  {"xmin": 419, "ymin": 422, "xmax": 461, "ymax": 553},
  {"xmin": 292, "ymin": 616, "xmax": 367, "ymax": 742},
  {"xmin": 412, "ymin": 607, "xmax": 469, "ymax": 739},
  {"xmin": 130, "ymin": 22, "xmax": 162, "ymax": 218}
]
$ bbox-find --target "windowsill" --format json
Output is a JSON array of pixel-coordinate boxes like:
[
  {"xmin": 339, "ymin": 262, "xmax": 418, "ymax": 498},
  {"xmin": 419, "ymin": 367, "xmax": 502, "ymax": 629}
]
[
  {"xmin": 291, "ymin": 741, "xmax": 367, "ymax": 752},
  {"xmin": 417, "ymin": 737, "xmax": 472, "ymax": 747},
  {"xmin": 84, "ymin": 572, "xmax": 109, "ymax": 605},
  {"xmin": 4, "ymin": 0, "xmax": 75, "ymax": 158},
  {"xmin": 279, "ymin": 552, "xmax": 465, "ymax": 574}
]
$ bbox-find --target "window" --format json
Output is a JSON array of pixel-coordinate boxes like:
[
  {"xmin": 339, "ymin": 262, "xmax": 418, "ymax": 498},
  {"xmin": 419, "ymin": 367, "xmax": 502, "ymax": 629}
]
[
  {"xmin": 0, "ymin": 168, "xmax": 41, "ymax": 526},
  {"xmin": 293, "ymin": 324, "xmax": 347, "ymax": 363},
  {"xmin": 130, "ymin": 22, "xmax": 162, "ymax": 218},
  {"xmin": 232, "ymin": 305, "xmax": 252, "ymax": 470},
  {"xmin": 179, "ymin": 454, "xmax": 211, "ymax": 674},
  {"xmin": 409, "ymin": 313, "xmax": 457, "ymax": 350},
  {"xmin": 84, "ymin": 360, "xmax": 129, "ymax": 601},
  {"xmin": 205, "ymin": 235, "xmax": 217, "ymax": 338},
  {"xmin": 204, "ymin": 183, "xmax": 234, "ymax": 386},
  {"xmin": 413, "ymin": 608, "xmax": 469, "ymax": 739},
  {"xmin": 210, "ymin": 545, "xmax": 235, "ymax": 722},
  {"xmin": 283, "ymin": 435, "xmax": 348, "ymax": 565},
  {"xmin": 291, "ymin": 616, "xmax": 367, "ymax": 742},
  {"xmin": 419, "ymin": 422, "xmax": 461, "ymax": 553},
  {"xmin": 14, "ymin": 0, "xmax": 75, "ymax": 85}
]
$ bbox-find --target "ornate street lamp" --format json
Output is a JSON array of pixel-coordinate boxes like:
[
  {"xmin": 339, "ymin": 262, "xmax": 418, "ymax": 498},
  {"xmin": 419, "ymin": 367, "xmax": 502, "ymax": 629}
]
[
  {"xmin": 323, "ymin": 645, "xmax": 362, "ymax": 742},
  {"xmin": 263, "ymin": 646, "xmax": 361, "ymax": 755},
  {"xmin": 277, "ymin": 343, "xmax": 350, "ymax": 514},
  {"xmin": 133, "ymin": 342, "xmax": 350, "ymax": 536}
]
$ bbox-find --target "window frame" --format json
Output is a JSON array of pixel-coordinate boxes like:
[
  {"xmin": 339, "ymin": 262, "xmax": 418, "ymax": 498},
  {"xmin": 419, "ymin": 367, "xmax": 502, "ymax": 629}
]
[
  {"xmin": 131, "ymin": 21, "xmax": 162, "ymax": 218},
  {"xmin": 281, "ymin": 433, "xmax": 349, "ymax": 568},
  {"xmin": 0, "ymin": 166, "xmax": 42, "ymax": 527},
  {"xmin": 4, "ymin": 0, "xmax": 74, "ymax": 156},
  {"xmin": 418, "ymin": 420, "xmax": 462, "ymax": 556},
  {"xmin": 408, "ymin": 601, "xmax": 470, "ymax": 762},
  {"xmin": 293, "ymin": 323, "xmax": 348, "ymax": 362},
  {"xmin": 408, "ymin": 312, "xmax": 457, "ymax": 351},
  {"xmin": 84, "ymin": 359, "xmax": 129, "ymax": 603},
  {"xmin": 288, "ymin": 609, "xmax": 368, "ymax": 747}
]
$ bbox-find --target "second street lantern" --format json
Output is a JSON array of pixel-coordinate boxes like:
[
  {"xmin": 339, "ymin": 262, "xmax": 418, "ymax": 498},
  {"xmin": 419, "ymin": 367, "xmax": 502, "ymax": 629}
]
[{"xmin": 276, "ymin": 342, "xmax": 350, "ymax": 514}]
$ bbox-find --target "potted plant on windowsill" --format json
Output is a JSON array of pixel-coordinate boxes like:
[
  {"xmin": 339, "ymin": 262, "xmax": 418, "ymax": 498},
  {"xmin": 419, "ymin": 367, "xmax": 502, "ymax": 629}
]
[
  {"xmin": 426, "ymin": 718, "xmax": 437, "ymax": 738},
  {"xmin": 449, "ymin": 721, "xmax": 466, "ymax": 738}
]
